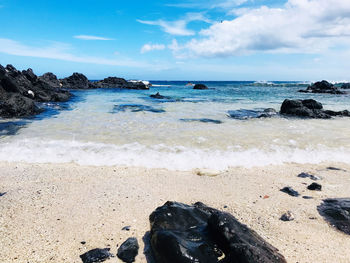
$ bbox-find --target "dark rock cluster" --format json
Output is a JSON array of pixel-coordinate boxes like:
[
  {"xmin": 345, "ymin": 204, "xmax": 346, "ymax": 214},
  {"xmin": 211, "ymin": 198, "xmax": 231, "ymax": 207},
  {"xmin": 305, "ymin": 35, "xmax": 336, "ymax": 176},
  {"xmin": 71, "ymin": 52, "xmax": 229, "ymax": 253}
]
[
  {"xmin": 149, "ymin": 201, "xmax": 286, "ymax": 263},
  {"xmin": 280, "ymin": 99, "xmax": 350, "ymax": 119},
  {"xmin": 0, "ymin": 64, "xmax": 151, "ymax": 119},
  {"xmin": 299, "ymin": 80, "xmax": 345, "ymax": 94},
  {"xmin": 93, "ymin": 77, "xmax": 148, "ymax": 90},
  {"xmin": 0, "ymin": 64, "xmax": 71, "ymax": 118}
]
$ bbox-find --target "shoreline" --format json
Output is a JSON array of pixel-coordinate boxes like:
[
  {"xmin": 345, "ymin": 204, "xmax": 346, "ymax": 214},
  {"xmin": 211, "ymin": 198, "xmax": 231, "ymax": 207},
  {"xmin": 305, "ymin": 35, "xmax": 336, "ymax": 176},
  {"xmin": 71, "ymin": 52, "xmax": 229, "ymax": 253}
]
[{"xmin": 0, "ymin": 161, "xmax": 349, "ymax": 262}]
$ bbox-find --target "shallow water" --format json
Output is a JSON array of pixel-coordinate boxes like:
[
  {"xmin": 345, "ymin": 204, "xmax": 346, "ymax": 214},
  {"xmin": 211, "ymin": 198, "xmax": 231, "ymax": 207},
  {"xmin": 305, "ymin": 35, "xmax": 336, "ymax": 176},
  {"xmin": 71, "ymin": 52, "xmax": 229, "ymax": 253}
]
[{"xmin": 1, "ymin": 81, "xmax": 350, "ymax": 170}]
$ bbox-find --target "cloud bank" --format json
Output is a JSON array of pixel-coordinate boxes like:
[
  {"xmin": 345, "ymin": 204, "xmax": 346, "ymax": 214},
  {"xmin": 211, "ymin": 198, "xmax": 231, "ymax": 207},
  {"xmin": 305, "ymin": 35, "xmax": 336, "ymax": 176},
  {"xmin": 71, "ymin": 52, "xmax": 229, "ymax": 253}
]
[{"xmin": 171, "ymin": 0, "xmax": 350, "ymax": 58}]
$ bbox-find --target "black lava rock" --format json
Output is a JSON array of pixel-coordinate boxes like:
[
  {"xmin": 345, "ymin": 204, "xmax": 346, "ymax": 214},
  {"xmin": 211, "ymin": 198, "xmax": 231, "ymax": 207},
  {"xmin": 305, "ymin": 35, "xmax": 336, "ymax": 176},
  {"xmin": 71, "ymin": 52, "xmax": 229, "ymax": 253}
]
[
  {"xmin": 280, "ymin": 99, "xmax": 350, "ymax": 119},
  {"xmin": 117, "ymin": 237, "xmax": 139, "ymax": 263},
  {"xmin": 149, "ymin": 201, "xmax": 286, "ymax": 263},
  {"xmin": 150, "ymin": 92, "xmax": 170, "ymax": 99},
  {"xmin": 60, "ymin": 73, "xmax": 93, "ymax": 89},
  {"xmin": 0, "ymin": 93, "xmax": 41, "ymax": 118},
  {"xmin": 193, "ymin": 84, "xmax": 208, "ymax": 90},
  {"xmin": 280, "ymin": 187, "xmax": 300, "ymax": 197},
  {"xmin": 297, "ymin": 172, "xmax": 320, "ymax": 181},
  {"xmin": 318, "ymin": 198, "xmax": 350, "ymax": 235},
  {"xmin": 228, "ymin": 108, "xmax": 277, "ymax": 120},
  {"xmin": 307, "ymin": 183, "xmax": 322, "ymax": 191},
  {"xmin": 94, "ymin": 77, "xmax": 148, "ymax": 90},
  {"xmin": 0, "ymin": 64, "xmax": 72, "ymax": 118},
  {"xmin": 80, "ymin": 248, "xmax": 113, "ymax": 263},
  {"xmin": 299, "ymin": 80, "xmax": 345, "ymax": 94}
]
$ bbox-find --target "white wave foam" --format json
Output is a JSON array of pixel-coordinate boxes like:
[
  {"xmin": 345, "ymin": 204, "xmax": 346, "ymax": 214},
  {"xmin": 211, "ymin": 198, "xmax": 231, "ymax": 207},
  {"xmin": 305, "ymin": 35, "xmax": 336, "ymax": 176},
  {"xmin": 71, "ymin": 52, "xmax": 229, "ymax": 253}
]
[{"xmin": 0, "ymin": 139, "xmax": 349, "ymax": 171}]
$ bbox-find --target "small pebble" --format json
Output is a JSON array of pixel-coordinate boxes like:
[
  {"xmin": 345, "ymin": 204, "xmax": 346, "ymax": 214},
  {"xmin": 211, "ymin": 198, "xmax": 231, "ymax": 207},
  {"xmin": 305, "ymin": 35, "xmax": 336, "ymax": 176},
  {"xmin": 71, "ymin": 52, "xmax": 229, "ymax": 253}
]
[
  {"xmin": 307, "ymin": 183, "xmax": 322, "ymax": 191},
  {"xmin": 280, "ymin": 211, "xmax": 295, "ymax": 221}
]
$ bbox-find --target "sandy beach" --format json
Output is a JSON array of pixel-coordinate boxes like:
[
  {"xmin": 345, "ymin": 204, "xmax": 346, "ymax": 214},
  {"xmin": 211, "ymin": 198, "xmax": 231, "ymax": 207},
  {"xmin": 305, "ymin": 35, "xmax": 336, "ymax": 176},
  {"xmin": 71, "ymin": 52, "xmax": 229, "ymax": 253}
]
[{"xmin": 0, "ymin": 161, "xmax": 349, "ymax": 263}]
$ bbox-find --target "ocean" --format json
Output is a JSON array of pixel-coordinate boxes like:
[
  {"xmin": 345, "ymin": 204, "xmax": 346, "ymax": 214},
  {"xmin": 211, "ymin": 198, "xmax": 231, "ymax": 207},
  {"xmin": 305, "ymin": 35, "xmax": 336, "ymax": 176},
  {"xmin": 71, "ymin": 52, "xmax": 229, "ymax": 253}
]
[{"xmin": 0, "ymin": 81, "xmax": 350, "ymax": 171}]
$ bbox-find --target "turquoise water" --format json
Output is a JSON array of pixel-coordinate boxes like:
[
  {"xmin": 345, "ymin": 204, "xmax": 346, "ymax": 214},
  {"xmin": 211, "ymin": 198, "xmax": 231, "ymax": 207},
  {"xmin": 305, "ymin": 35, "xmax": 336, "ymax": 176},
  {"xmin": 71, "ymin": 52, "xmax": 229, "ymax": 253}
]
[{"xmin": 0, "ymin": 81, "xmax": 350, "ymax": 170}]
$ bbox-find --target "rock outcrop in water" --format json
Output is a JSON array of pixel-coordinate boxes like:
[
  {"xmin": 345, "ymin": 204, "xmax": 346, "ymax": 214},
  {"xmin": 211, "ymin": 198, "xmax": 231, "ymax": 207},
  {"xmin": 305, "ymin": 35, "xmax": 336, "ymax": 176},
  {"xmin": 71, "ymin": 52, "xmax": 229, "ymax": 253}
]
[
  {"xmin": 149, "ymin": 201, "xmax": 287, "ymax": 263},
  {"xmin": 193, "ymin": 83, "xmax": 208, "ymax": 90},
  {"xmin": 60, "ymin": 75, "xmax": 149, "ymax": 90},
  {"xmin": 280, "ymin": 99, "xmax": 350, "ymax": 119},
  {"xmin": 341, "ymin": 83, "xmax": 350, "ymax": 89},
  {"xmin": 60, "ymin": 73, "xmax": 96, "ymax": 90},
  {"xmin": 299, "ymin": 80, "xmax": 345, "ymax": 94},
  {"xmin": 318, "ymin": 198, "xmax": 350, "ymax": 235},
  {"xmin": 228, "ymin": 108, "xmax": 277, "ymax": 120},
  {"xmin": 0, "ymin": 64, "xmax": 72, "ymax": 118},
  {"xmin": 93, "ymin": 77, "xmax": 149, "ymax": 90}
]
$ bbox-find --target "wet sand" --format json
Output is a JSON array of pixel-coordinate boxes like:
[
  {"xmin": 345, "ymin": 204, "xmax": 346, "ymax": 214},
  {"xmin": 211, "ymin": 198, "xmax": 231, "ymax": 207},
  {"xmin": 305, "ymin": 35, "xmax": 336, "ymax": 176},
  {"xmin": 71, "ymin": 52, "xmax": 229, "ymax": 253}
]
[{"xmin": 0, "ymin": 162, "xmax": 349, "ymax": 263}]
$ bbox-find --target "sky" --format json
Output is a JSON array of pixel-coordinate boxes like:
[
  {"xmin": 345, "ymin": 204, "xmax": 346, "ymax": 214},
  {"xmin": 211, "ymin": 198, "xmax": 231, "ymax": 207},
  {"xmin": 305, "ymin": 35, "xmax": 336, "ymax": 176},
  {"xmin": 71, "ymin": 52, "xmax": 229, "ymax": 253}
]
[{"xmin": 0, "ymin": 0, "xmax": 350, "ymax": 80}]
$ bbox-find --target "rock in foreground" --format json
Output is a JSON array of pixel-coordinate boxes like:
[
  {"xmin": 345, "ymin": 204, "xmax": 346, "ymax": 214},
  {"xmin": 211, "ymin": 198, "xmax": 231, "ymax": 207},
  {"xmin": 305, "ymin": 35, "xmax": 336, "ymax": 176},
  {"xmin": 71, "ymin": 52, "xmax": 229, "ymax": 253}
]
[
  {"xmin": 280, "ymin": 99, "xmax": 350, "ymax": 119},
  {"xmin": 149, "ymin": 201, "xmax": 286, "ymax": 263},
  {"xmin": 299, "ymin": 80, "xmax": 345, "ymax": 94},
  {"xmin": 117, "ymin": 237, "xmax": 139, "ymax": 263},
  {"xmin": 80, "ymin": 248, "xmax": 113, "ymax": 263},
  {"xmin": 318, "ymin": 198, "xmax": 350, "ymax": 235}
]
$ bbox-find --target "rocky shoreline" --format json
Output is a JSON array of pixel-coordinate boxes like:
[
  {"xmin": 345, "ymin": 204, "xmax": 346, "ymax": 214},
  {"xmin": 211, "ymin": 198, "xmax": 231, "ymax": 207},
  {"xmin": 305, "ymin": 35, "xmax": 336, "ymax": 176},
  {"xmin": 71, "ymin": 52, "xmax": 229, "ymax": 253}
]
[{"xmin": 0, "ymin": 64, "xmax": 149, "ymax": 118}]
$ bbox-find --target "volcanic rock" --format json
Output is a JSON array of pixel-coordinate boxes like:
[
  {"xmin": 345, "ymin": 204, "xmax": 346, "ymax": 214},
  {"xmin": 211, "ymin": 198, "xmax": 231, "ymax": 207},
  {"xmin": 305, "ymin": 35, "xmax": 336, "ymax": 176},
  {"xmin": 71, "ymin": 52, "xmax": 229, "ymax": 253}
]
[
  {"xmin": 117, "ymin": 237, "xmax": 139, "ymax": 263},
  {"xmin": 193, "ymin": 83, "xmax": 208, "ymax": 90},
  {"xmin": 149, "ymin": 201, "xmax": 286, "ymax": 263}
]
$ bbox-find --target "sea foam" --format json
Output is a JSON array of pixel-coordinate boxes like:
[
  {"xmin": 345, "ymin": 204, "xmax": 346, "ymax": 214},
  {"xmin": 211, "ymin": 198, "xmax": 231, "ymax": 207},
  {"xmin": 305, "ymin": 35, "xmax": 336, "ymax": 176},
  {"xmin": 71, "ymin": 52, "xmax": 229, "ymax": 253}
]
[{"xmin": 0, "ymin": 138, "xmax": 349, "ymax": 171}]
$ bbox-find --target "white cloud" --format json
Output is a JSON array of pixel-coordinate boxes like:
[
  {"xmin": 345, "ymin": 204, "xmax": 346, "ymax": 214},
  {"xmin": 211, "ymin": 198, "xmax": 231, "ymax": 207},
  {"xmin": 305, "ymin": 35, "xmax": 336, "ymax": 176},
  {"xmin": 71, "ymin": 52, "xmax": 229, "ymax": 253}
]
[
  {"xmin": 137, "ymin": 13, "xmax": 211, "ymax": 36},
  {"xmin": 170, "ymin": 0, "xmax": 350, "ymax": 58},
  {"xmin": 74, "ymin": 35, "xmax": 114, "ymax": 41},
  {"xmin": 0, "ymin": 38, "xmax": 151, "ymax": 68},
  {"xmin": 166, "ymin": 0, "xmax": 247, "ymax": 9},
  {"xmin": 141, "ymin": 43, "xmax": 165, "ymax": 53}
]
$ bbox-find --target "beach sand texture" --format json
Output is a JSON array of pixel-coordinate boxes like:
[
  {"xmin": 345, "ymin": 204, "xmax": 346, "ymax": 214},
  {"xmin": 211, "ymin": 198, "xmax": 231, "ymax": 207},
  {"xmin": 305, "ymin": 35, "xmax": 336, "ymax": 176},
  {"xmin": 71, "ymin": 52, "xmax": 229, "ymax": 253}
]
[{"xmin": 0, "ymin": 162, "xmax": 349, "ymax": 263}]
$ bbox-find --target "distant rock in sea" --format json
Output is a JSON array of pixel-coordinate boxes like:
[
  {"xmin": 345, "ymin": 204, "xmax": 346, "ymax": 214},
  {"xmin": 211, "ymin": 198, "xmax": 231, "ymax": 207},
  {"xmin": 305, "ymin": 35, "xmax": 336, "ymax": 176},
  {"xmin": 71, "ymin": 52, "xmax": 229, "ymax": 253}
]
[
  {"xmin": 94, "ymin": 77, "xmax": 149, "ymax": 90},
  {"xmin": 193, "ymin": 83, "xmax": 208, "ymax": 90},
  {"xmin": 149, "ymin": 201, "xmax": 287, "ymax": 263},
  {"xmin": 299, "ymin": 80, "xmax": 345, "ymax": 94},
  {"xmin": 341, "ymin": 83, "xmax": 350, "ymax": 89},
  {"xmin": 149, "ymin": 92, "xmax": 170, "ymax": 99},
  {"xmin": 280, "ymin": 99, "xmax": 350, "ymax": 119}
]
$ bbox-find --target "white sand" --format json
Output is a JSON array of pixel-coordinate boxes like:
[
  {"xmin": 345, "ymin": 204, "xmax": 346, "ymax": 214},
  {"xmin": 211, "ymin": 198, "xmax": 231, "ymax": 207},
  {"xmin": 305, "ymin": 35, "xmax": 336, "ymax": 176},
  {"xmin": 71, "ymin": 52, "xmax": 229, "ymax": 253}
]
[{"xmin": 0, "ymin": 162, "xmax": 349, "ymax": 263}]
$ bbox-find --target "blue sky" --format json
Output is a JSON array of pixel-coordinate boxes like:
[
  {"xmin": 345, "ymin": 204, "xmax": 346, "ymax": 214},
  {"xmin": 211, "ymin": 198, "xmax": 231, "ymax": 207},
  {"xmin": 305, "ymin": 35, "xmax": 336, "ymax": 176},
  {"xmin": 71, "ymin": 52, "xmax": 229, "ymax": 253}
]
[{"xmin": 0, "ymin": 0, "xmax": 350, "ymax": 80}]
